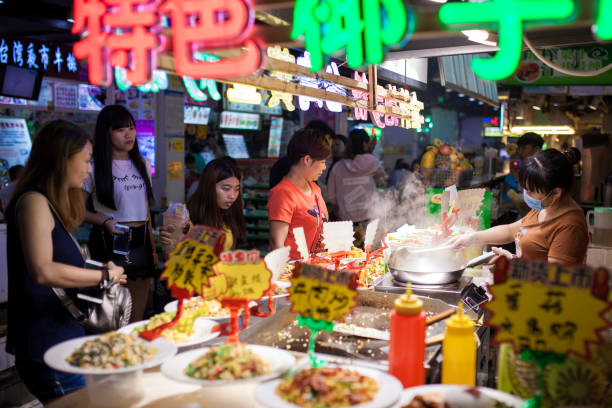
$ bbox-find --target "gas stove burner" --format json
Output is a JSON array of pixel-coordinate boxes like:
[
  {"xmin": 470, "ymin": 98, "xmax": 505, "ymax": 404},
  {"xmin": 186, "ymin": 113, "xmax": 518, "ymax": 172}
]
[{"xmin": 392, "ymin": 279, "xmax": 462, "ymax": 290}]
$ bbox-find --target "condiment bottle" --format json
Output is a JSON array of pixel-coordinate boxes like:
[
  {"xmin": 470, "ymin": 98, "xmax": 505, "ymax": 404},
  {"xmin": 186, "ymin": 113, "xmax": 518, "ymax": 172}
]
[
  {"xmin": 389, "ymin": 283, "xmax": 426, "ymax": 388},
  {"xmin": 442, "ymin": 302, "xmax": 476, "ymax": 386}
]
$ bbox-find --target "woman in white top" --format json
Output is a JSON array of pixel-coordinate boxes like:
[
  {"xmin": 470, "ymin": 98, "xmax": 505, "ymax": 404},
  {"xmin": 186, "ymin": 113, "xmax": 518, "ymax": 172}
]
[{"xmin": 82, "ymin": 105, "xmax": 156, "ymax": 322}]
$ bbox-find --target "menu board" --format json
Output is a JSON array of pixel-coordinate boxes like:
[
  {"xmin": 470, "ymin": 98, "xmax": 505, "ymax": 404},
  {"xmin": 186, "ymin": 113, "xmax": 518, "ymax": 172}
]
[
  {"xmin": 54, "ymin": 82, "xmax": 78, "ymax": 109},
  {"xmin": 115, "ymin": 88, "xmax": 155, "ymax": 120},
  {"xmin": 135, "ymin": 120, "xmax": 156, "ymax": 175},
  {"xmin": 184, "ymin": 105, "xmax": 211, "ymax": 125},
  {"xmin": 268, "ymin": 116, "xmax": 283, "ymax": 158},
  {"xmin": 0, "ymin": 118, "xmax": 31, "ymax": 176},
  {"xmin": 78, "ymin": 84, "xmax": 105, "ymax": 111},
  {"xmin": 222, "ymin": 134, "xmax": 249, "ymax": 159},
  {"xmin": 220, "ymin": 111, "xmax": 259, "ymax": 130}
]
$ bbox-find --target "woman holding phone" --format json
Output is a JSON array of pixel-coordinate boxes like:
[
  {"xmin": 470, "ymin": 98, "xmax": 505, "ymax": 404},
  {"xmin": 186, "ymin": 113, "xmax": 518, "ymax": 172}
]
[{"xmin": 82, "ymin": 105, "xmax": 156, "ymax": 322}]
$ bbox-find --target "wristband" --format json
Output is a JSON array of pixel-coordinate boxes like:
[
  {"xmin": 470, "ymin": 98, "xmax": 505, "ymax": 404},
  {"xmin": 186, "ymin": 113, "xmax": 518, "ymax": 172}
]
[
  {"xmin": 99, "ymin": 268, "xmax": 110, "ymax": 288},
  {"xmin": 102, "ymin": 217, "xmax": 113, "ymax": 227}
]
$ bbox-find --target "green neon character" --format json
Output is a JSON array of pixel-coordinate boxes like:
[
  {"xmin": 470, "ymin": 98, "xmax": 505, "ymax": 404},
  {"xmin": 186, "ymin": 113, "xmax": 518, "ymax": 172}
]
[
  {"xmin": 439, "ymin": 0, "xmax": 576, "ymax": 81},
  {"xmin": 594, "ymin": 0, "xmax": 612, "ymax": 41},
  {"xmin": 291, "ymin": 0, "xmax": 408, "ymax": 72}
]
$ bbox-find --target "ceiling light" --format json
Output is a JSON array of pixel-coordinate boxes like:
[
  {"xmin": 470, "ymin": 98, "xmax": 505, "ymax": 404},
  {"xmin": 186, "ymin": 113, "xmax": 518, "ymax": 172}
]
[
  {"xmin": 469, "ymin": 97, "xmax": 475, "ymax": 102},
  {"xmin": 510, "ymin": 126, "xmax": 575, "ymax": 135},
  {"xmin": 458, "ymin": 93, "xmax": 465, "ymax": 98},
  {"xmin": 532, "ymin": 105, "xmax": 541, "ymax": 110},
  {"xmin": 515, "ymin": 116, "xmax": 524, "ymax": 120},
  {"xmin": 461, "ymin": 29, "xmax": 497, "ymax": 47},
  {"xmin": 478, "ymin": 101, "xmax": 484, "ymax": 105},
  {"xmin": 67, "ymin": 18, "xmax": 74, "ymax": 23},
  {"xmin": 429, "ymin": 0, "xmax": 448, "ymax": 3}
]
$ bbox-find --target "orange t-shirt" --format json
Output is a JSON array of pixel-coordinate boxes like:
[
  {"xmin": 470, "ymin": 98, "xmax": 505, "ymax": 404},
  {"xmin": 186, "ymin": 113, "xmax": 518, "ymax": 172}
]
[
  {"xmin": 515, "ymin": 208, "xmax": 588, "ymax": 264},
  {"xmin": 267, "ymin": 178, "xmax": 328, "ymax": 260}
]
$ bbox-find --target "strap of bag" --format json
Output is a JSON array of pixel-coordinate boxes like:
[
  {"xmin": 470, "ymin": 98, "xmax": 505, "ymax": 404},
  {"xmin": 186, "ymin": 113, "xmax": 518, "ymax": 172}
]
[{"xmin": 14, "ymin": 191, "xmax": 91, "ymax": 325}]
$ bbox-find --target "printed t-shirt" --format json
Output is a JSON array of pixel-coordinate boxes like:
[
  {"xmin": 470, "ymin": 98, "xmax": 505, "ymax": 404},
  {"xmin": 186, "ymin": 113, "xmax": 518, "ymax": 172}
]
[
  {"xmin": 82, "ymin": 157, "xmax": 152, "ymax": 222},
  {"xmin": 515, "ymin": 208, "xmax": 588, "ymax": 264},
  {"xmin": 267, "ymin": 178, "xmax": 328, "ymax": 259}
]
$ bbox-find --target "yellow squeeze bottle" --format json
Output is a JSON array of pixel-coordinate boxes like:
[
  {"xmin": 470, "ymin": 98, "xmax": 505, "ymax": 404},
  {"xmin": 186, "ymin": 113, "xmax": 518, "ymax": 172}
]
[{"xmin": 441, "ymin": 302, "xmax": 476, "ymax": 385}]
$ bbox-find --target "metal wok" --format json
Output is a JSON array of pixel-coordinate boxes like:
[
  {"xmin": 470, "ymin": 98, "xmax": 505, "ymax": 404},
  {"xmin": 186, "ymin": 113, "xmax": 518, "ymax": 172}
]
[{"xmin": 388, "ymin": 247, "xmax": 496, "ymax": 285}]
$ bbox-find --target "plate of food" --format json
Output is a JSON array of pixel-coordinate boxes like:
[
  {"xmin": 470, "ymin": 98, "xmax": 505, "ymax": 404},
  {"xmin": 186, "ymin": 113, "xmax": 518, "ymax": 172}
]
[
  {"xmin": 119, "ymin": 312, "xmax": 219, "ymax": 347},
  {"xmin": 161, "ymin": 343, "xmax": 296, "ymax": 386},
  {"xmin": 396, "ymin": 385, "xmax": 524, "ymax": 408},
  {"xmin": 163, "ymin": 297, "xmax": 230, "ymax": 320},
  {"xmin": 44, "ymin": 331, "xmax": 177, "ymax": 375},
  {"xmin": 256, "ymin": 364, "xmax": 402, "ymax": 408}
]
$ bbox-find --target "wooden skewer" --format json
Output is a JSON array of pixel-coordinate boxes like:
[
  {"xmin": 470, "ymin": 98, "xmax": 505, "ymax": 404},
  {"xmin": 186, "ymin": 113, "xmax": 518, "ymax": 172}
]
[
  {"xmin": 426, "ymin": 333, "xmax": 445, "ymax": 346},
  {"xmin": 426, "ymin": 308, "xmax": 455, "ymax": 325}
]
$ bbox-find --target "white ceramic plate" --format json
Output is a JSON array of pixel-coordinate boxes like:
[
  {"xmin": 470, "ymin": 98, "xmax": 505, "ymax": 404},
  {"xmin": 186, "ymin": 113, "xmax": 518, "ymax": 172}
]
[
  {"xmin": 394, "ymin": 385, "xmax": 524, "ymax": 408},
  {"xmin": 44, "ymin": 334, "xmax": 177, "ymax": 375},
  {"xmin": 163, "ymin": 298, "xmax": 257, "ymax": 320},
  {"xmin": 256, "ymin": 364, "xmax": 402, "ymax": 408},
  {"xmin": 119, "ymin": 317, "xmax": 220, "ymax": 348},
  {"xmin": 161, "ymin": 344, "xmax": 296, "ymax": 386}
]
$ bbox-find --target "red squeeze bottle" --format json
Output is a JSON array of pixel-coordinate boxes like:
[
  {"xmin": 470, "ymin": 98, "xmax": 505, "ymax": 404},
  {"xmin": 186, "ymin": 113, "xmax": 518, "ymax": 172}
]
[{"xmin": 388, "ymin": 283, "xmax": 426, "ymax": 388}]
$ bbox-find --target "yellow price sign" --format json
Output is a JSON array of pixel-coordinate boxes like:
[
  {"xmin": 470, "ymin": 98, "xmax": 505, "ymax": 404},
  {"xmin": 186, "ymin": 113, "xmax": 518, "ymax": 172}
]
[
  {"xmin": 486, "ymin": 259, "xmax": 611, "ymax": 356},
  {"xmin": 161, "ymin": 239, "xmax": 218, "ymax": 295},
  {"xmin": 288, "ymin": 264, "xmax": 358, "ymax": 323},
  {"xmin": 213, "ymin": 261, "xmax": 272, "ymax": 301}
]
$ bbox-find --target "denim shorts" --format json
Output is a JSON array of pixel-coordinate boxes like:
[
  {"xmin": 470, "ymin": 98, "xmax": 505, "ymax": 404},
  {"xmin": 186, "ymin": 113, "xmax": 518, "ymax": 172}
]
[{"xmin": 16, "ymin": 360, "xmax": 85, "ymax": 403}]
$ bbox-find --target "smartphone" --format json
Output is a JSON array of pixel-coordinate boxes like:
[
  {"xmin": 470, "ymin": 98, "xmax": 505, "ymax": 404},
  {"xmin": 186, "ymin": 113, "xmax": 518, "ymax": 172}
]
[{"xmin": 113, "ymin": 224, "xmax": 130, "ymax": 255}]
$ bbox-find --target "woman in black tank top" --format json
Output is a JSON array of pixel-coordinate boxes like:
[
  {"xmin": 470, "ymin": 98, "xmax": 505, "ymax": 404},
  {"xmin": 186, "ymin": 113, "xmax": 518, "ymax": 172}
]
[{"xmin": 5, "ymin": 120, "xmax": 126, "ymax": 402}]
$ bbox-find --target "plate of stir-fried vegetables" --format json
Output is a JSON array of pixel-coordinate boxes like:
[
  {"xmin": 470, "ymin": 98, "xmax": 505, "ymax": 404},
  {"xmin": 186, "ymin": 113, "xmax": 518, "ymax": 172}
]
[
  {"xmin": 161, "ymin": 343, "xmax": 295, "ymax": 386},
  {"xmin": 44, "ymin": 331, "xmax": 177, "ymax": 375}
]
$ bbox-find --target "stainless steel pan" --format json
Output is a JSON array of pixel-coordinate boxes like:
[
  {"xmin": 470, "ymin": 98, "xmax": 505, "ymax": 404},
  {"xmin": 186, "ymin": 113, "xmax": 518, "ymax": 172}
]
[{"xmin": 389, "ymin": 247, "xmax": 496, "ymax": 285}]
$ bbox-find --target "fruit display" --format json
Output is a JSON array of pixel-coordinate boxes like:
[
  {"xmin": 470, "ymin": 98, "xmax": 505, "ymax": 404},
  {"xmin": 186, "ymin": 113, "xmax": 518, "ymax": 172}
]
[{"xmin": 420, "ymin": 139, "xmax": 472, "ymax": 171}]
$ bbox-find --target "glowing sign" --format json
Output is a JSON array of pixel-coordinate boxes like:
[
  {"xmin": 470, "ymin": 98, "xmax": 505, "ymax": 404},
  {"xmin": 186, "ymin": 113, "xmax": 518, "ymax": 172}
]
[
  {"xmin": 266, "ymin": 46, "xmax": 296, "ymax": 111},
  {"xmin": 161, "ymin": 0, "xmax": 262, "ymax": 80},
  {"xmin": 291, "ymin": 0, "xmax": 409, "ymax": 72},
  {"xmin": 226, "ymin": 84, "xmax": 262, "ymax": 105},
  {"xmin": 115, "ymin": 67, "xmax": 168, "ymax": 93},
  {"xmin": 72, "ymin": 0, "xmax": 262, "ymax": 86},
  {"xmin": 439, "ymin": 0, "xmax": 576, "ymax": 81},
  {"xmin": 594, "ymin": 0, "xmax": 612, "ymax": 41},
  {"xmin": 296, "ymin": 51, "xmax": 345, "ymax": 112},
  {"xmin": 182, "ymin": 53, "xmax": 221, "ymax": 102}
]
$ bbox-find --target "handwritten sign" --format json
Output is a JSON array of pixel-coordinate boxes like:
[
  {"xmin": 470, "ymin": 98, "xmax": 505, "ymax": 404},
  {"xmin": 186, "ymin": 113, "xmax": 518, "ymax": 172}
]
[
  {"xmin": 289, "ymin": 263, "xmax": 358, "ymax": 322},
  {"xmin": 161, "ymin": 225, "xmax": 225, "ymax": 296},
  {"xmin": 213, "ymin": 260, "xmax": 272, "ymax": 301},
  {"xmin": 486, "ymin": 258, "xmax": 611, "ymax": 356}
]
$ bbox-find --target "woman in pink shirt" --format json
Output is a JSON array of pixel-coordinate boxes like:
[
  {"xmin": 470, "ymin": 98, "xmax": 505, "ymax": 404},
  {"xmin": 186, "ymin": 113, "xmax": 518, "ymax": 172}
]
[{"xmin": 267, "ymin": 129, "xmax": 331, "ymax": 259}]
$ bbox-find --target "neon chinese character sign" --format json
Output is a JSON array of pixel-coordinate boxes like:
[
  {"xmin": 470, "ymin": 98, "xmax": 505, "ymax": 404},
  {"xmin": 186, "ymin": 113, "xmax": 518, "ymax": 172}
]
[
  {"xmin": 266, "ymin": 46, "xmax": 296, "ymax": 111},
  {"xmin": 296, "ymin": 51, "xmax": 345, "ymax": 112},
  {"xmin": 438, "ymin": 0, "xmax": 576, "ymax": 81},
  {"xmin": 594, "ymin": 0, "xmax": 612, "ymax": 41},
  {"xmin": 72, "ymin": 0, "xmax": 263, "ymax": 87},
  {"xmin": 183, "ymin": 53, "xmax": 221, "ymax": 102},
  {"xmin": 291, "ymin": 0, "xmax": 410, "ymax": 72}
]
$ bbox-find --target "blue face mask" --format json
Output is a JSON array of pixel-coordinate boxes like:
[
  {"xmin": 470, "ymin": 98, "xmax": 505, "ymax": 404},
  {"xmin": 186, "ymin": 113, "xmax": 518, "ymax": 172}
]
[{"xmin": 523, "ymin": 190, "xmax": 551, "ymax": 211}]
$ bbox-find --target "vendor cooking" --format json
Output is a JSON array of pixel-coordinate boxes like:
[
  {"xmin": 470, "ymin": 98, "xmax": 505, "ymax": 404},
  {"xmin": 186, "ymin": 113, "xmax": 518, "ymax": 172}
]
[
  {"xmin": 267, "ymin": 128, "xmax": 331, "ymax": 260},
  {"xmin": 449, "ymin": 148, "xmax": 588, "ymax": 264}
]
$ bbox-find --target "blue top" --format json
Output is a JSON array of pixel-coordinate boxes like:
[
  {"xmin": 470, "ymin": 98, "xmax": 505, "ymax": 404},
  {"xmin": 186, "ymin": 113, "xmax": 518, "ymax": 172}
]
[{"xmin": 6, "ymin": 189, "xmax": 86, "ymax": 363}]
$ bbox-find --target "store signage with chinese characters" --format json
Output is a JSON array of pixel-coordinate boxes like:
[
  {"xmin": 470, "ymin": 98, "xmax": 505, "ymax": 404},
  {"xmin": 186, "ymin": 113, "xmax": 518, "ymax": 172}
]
[
  {"xmin": 220, "ymin": 111, "xmax": 259, "ymax": 130},
  {"xmin": 291, "ymin": 0, "xmax": 410, "ymax": 72},
  {"xmin": 486, "ymin": 258, "xmax": 610, "ymax": 355},
  {"xmin": 72, "ymin": 0, "xmax": 263, "ymax": 86},
  {"xmin": 0, "ymin": 37, "xmax": 79, "ymax": 80},
  {"xmin": 352, "ymin": 71, "xmax": 424, "ymax": 130},
  {"xmin": 295, "ymin": 51, "xmax": 346, "ymax": 112},
  {"xmin": 266, "ymin": 46, "xmax": 296, "ymax": 112}
]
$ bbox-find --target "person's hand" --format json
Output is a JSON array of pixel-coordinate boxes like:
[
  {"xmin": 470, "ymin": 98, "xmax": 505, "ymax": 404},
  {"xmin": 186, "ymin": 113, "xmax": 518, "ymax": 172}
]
[
  {"xmin": 103, "ymin": 218, "xmax": 124, "ymax": 235},
  {"xmin": 106, "ymin": 261, "xmax": 127, "ymax": 285},
  {"xmin": 487, "ymin": 246, "xmax": 515, "ymax": 265},
  {"xmin": 158, "ymin": 225, "xmax": 174, "ymax": 246},
  {"xmin": 448, "ymin": 232, "xmax": 475, "ymax": 250}
]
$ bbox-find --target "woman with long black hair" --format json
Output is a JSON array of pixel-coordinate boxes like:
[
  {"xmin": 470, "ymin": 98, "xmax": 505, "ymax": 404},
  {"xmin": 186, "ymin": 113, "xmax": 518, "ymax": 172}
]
[
  {"xmin": 159, "ymin": 157, "xmax": 246, "ymax": 252},
  {"xmin": 82, "ymin": 105, "xmax": 156, "ymax": 322}
]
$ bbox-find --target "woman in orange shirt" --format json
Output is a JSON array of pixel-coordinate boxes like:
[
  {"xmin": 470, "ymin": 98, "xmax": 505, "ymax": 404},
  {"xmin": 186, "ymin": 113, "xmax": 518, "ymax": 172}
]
[
  {"xmin": 451, "ymin": 148, "xmax": 587, "ymax": 264},
  {"xmin": 267, "ymin": 129, "xmax": 331, "ymax": 259}
]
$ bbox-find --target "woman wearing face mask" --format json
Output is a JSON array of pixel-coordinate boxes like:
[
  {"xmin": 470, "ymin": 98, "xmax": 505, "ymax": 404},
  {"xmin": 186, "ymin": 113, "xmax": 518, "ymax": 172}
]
[
  {"xmin": 268, "ymin": 128, "xmax": 331, "ymax": 260},
  {"xmin": 83, "ymin": 105, "xmax": 156, "ymax": 322},
  {"xmin": 159, "ymin": 157, "xmax": 246, "ymax": 252},
  {"xmin": 449, "ymin": 148, "xmax": 587, "ymax": 264}
]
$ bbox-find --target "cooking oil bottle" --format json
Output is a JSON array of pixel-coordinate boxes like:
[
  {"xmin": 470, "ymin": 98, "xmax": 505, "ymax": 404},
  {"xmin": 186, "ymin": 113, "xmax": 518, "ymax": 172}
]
[{"xmin": 442, "ymin": 302, "xmax": 476, "ymax": 385}]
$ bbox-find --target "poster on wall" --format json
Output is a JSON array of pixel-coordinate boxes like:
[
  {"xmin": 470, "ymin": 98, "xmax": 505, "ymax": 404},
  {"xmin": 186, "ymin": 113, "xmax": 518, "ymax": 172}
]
[
  {"xmin": 78, "ymin": 84, "xmax": 105, "ymax": 111},
  {"xmin": 0, "ymin": 118, "xmax": 31, "ymax": 179},
  {"xmin": 135, "ymin": 120, "xmax": 156, "ymax": 175},
  {"xmin": 222, "ymin": 134, "xmax": 250, "ymax": 159},
  {"xmin": 268, "ymin": 116, "xmax": 283, "ymax": 158},
  {"xmin": 54, "ymin": 83, "xmax": 78, "ymax": 109},
  {"xmin": 184, "ymin": 105, "xmax": 211, "ymax": 125},
  {"xmin": 219, "ymin": 111, "xmax": 259, "ymax": 130},
  {"xmin": 115, "ymin": 88, "xmax": 154, "ymax": 120},
  {"xmin": 164, "ymin": 91, "xmax": 184, "ymax": 137}
]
